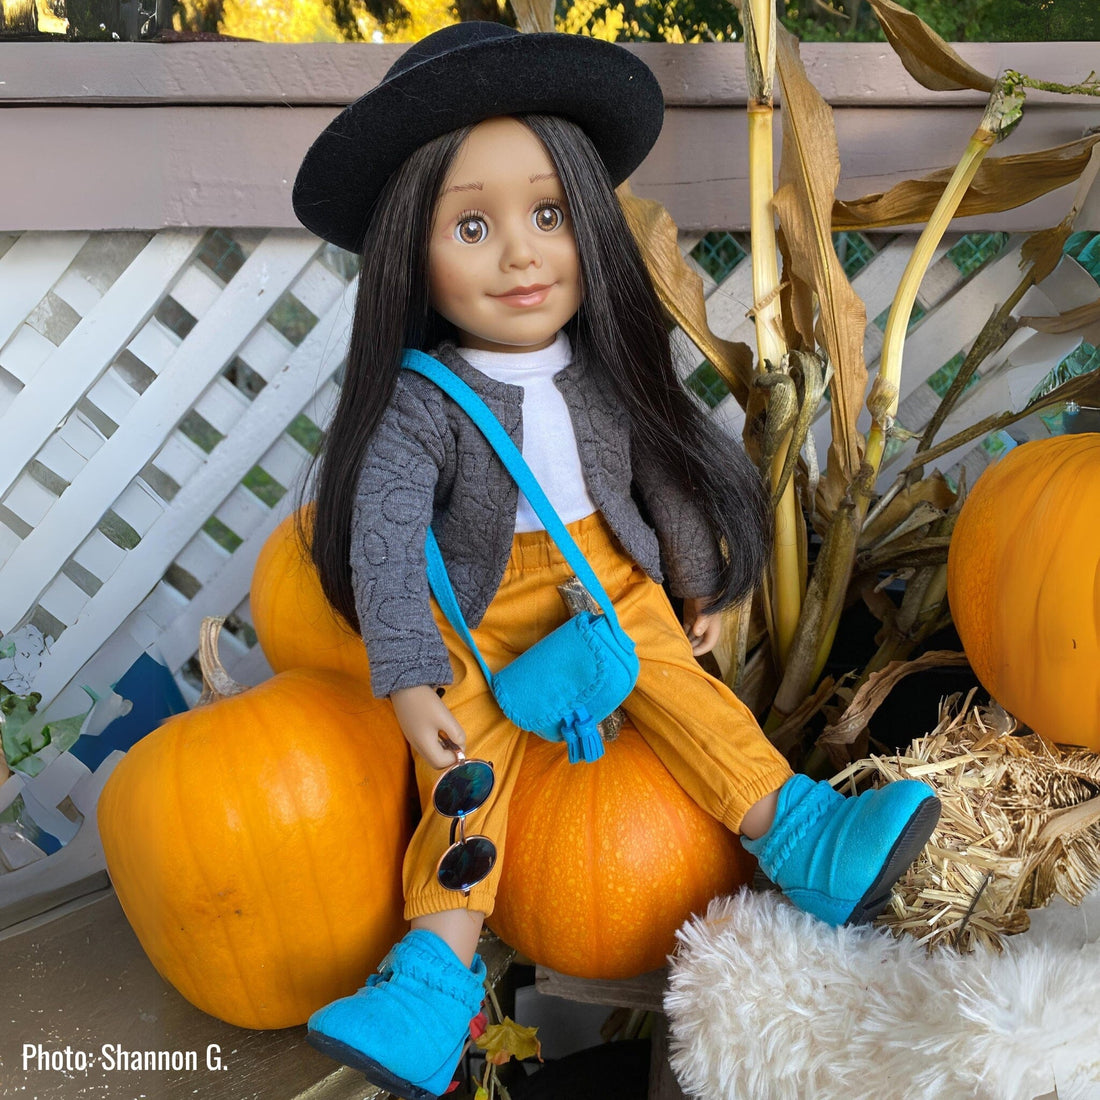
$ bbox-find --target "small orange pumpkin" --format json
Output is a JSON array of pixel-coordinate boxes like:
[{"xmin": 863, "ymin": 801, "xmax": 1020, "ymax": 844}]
[
  {"xmin": 97, "ymin": 621, "xmax": 412, "ymax": 1028},
  {"xmin": 947, "ymin": 433, "xmax": 1100, "ymax": 752},
  {"xmin": 250, "ymin": 507, "xmax": 371, "ymax": 682},
  {"xmin": 488, "ymin": 726, "xmax": 754, "ymax": 980}
]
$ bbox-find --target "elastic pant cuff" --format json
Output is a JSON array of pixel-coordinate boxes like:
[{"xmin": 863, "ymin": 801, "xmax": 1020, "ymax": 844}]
[
  {"xmin": 720, "ymin": 762, "xmax": 795, "ymax": 835},
  {"xmin": 405, "ymin": 883, "xmax": 498, "ymax": 923}
]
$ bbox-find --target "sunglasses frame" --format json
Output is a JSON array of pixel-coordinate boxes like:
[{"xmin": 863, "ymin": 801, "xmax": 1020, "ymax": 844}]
[{"xmin": 431, "ymin": 744, "xmax": 497, "ymax": 896}]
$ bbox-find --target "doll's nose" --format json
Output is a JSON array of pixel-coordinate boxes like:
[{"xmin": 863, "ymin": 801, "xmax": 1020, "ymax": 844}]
[{"xmin": 499, "ymin": 228, "xmax": 541, "ymax": 270}]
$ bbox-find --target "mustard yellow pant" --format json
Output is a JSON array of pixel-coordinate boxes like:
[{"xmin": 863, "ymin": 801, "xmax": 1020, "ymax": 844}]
[{"xmin": 403, "ymin": 513, "xmax": 793, "ymax": 921}]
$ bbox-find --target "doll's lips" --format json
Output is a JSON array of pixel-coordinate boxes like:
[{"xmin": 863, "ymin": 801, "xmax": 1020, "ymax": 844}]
[{"xmin": 492, "ymin": 284, "xmax": 553, "ymax": 307}]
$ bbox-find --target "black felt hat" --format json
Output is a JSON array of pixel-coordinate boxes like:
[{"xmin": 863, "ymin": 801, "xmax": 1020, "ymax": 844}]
[{"xmin": 292, "ymin": 22, "xmax": 665, "ymax": 253}]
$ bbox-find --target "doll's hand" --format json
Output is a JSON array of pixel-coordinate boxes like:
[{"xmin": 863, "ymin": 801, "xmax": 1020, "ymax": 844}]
[
  {"xmin": 682, "ymin": 596, "xmax": 721, "ymax": 657},
  {"xmin": 390, "ymin": 685, "xmax": 467, "ymax": 769}
]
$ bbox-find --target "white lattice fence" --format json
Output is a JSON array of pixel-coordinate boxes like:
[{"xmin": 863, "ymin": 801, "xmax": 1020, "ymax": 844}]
[
  {"xmin": 1, "ymin": 224, "xmax": 1096, "ymax": 729},
  {"xmin": 0, "ymin": 227, "xmax": 358, "ymax": 723},
  {"xmin": 685, "ymin": 230, "xmax": 1099, "ymax": 486}
]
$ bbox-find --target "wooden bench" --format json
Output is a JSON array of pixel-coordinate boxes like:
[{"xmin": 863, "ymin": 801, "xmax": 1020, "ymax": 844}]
[
  {"xmin": 1, "ymin": 890, "xmax": 380, "ymax": 1099},
  {"xmin": 535, "ymin": 967, "xmax": 686, "ymax": 1100},
  {"xmin": 1, "ymin": 889, "xmax": 684, "ymax": 1099}
]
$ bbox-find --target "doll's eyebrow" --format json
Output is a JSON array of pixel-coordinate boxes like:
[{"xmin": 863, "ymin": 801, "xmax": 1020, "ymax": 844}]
[{"xmin": 442, "ymin": 172, "xmax": 559, "ymax": 195}]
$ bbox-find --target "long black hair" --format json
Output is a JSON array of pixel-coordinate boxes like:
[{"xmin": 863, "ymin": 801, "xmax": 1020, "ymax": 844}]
[{"xmin": 305, "ymin": 114, "xmax": 770, "ymax": 632}]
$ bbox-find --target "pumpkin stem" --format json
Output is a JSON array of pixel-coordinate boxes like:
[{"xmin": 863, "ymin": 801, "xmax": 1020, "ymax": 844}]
[{"xmin": 198, "ymin": 617, "xmax": 250, "ymax": 705}]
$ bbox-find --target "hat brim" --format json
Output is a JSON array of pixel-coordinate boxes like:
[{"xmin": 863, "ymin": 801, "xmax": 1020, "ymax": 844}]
[{"xmin": 292, "ymin": 32, "xmax": 664, "ymax": 253}]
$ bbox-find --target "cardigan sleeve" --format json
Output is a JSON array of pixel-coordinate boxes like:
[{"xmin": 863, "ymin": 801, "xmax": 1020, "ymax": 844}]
[
  {"xmin": 631, "ymin": 444, "xmax": 723, "ymax": 600},
  {"xmin": 350, "ymin": 378, "xmax": 454, "ymax": 698}
]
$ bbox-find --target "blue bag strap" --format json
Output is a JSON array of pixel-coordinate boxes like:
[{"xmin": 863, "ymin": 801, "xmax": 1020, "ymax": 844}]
[{"xmin": 401, "ymin": 348, "xmax": 633, "ymax": 654}]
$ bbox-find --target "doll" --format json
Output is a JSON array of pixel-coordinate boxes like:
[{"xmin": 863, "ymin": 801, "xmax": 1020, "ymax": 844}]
[{"xmin": 291, "ymin": 22, "xmax": 941, "ymax": 1100}]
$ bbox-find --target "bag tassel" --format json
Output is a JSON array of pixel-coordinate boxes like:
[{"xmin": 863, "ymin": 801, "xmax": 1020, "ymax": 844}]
[{"xmin": 564, "ymin": 706, "xmax": 604, "ymax": 764}]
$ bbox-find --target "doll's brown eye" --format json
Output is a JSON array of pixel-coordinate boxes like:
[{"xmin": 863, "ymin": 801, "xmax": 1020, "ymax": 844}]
[
  {"xmin": 533, "ymin": 205, "xmax": 564, "ymax": 232},
  {"xmin": 455, "ymin": 217, "xmax": 487, "ymax": 244}
]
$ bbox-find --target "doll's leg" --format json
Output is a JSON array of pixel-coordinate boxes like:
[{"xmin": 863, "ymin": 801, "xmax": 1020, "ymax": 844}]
[
  {"xmin": 617, "ymin": 571, "xmax": 939, "ymax": 926},
  {"xmin": 410, "ymin": 908, "xmax": 485, "ymax": 967},
  {"xmin": 308, "ymin": 675, "xmax": 528, "ymax": 1099},
  {"xmin": 400, "ymin": 690, "xmax": 530, "ymax": 930},
  {"xmin": 739, "ymin": 788, "xmax": 780, "ymax": 839}
]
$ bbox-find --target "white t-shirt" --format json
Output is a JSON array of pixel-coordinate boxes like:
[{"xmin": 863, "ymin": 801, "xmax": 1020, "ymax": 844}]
[{"xmin": 458, "ymin": 332, "xmax": 597, "ymax": 533}]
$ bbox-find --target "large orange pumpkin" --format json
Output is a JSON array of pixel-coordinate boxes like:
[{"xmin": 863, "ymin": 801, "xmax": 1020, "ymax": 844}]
[
  {"xmin": 251, "ymin": 507, "xmax": 371, "ymax": 682},
  {"xmin": 97, "ymin": 623, "xmax": 412, "ymax": 1028},
  {"xmin": 947, "ymin": 432, "xmax": 1100, "ymax": 752},
  {"xmin": 488, "ymin": 726, "xmax": 754, "ymax": 979}
]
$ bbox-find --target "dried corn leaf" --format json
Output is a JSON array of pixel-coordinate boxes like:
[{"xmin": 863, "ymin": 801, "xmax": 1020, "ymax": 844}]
[
  {"xmin": 619, "ymin": 183, "xmax": 754, "ymax": 407},
  {"xmin": 867, "ymin": 0, "xmax": 995, "ymax": 93},
  {"xmin": 899, "ymin": 368, "xmax": 1100, "ymax": 474},
  {"xmin": 1020, "ymin": 222, "xmax": 1075, "ymax": 285},
  {"xmin": 860, "ymin": 472, "xmax": 956, "ymax": 547},
  {"xmin": 859, "ymin": 575, "xmax": 899, "ymax": 625},
  {"xmin": 776, "ymin": 224, "xmax": 815, "ymax": 353},
  {"xmin": 769, "ymin": 674, "xmax": 840, "ymax": 756},
  {"xmin": 773, "ymin": 27, "xmax": 867, "ymax": 492},
  {"xmin": 1021, "ymin": 131, "xmax": 1100, "ymax": 288},
  {"xmin": 817, "ymin": 650, "xmax": 970, "ymax": 768},
  {"xmin": 1020, "ymin": 297, "xmax": 1100, "ymax": 345},
  {"xmin": 833, "ymin": 133, "xmax": 1100, "ymax": 230},
  {"xmin": 861, "ymin": 500, "xmax": 945, "ymax": 553}
]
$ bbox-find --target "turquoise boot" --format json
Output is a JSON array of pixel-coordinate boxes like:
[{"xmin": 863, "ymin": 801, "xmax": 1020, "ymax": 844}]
[
  {"xmin": 308, "ymin": 930, "xmax": 486, "ymax": 1100},
  {"xmin": 742, "ymin": 775, "xmax": 940, "ymax": 926}
]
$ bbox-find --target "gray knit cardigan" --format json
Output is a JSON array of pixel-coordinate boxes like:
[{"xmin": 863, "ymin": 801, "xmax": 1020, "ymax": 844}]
[{"xmin": 350, "ymin": 342, "xmax": 721, "ymax": 698}]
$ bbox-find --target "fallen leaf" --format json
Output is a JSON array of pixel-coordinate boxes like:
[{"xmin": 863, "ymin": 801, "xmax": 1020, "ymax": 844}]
[{"xmin": 475, "ymin": 1018, "xmax": 542, "ymax": 1066}]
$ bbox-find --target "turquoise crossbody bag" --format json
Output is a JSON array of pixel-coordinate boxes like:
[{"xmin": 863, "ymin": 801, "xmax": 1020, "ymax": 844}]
[{"xmin": 402, "ymin": 349, "xmax": 639, "ymax": 764}]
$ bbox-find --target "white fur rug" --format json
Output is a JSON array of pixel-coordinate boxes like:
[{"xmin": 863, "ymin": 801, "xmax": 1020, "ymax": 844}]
[{"xmin": 665, "ymin": 886, "xmax": 1100, "ymax": 1100}]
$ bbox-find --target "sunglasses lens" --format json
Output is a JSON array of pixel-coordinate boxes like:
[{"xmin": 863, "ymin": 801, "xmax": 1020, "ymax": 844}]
[
  {"xmin": 437, "ymin": 835, "xmax": 497, "ymax": 893},
  {"xmin": 433, "ymin": 759, "xmax": 495, "ymax": 818}
]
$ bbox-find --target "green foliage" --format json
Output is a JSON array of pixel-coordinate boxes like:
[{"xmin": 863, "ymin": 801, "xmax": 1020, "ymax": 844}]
[
  {"xmin": 558, "ymin": 0, "xmax": 738, "ymax": 41},
  {"xmin": 558, "ymin": 0, "xmax": 1099, "ymax": 43},
  {"xmin": 1, "ymin": 686, "xmax": 89, "ymax": 777},
  {"xmin": 172, "ymin": 0, "xmax": 1096, "ymax": 48}
]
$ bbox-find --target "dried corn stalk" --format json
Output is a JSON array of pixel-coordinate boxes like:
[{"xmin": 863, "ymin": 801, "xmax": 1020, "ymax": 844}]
[{"xmin": 833, "ymin": 696, "xmax": 1100, "ymax": 954}]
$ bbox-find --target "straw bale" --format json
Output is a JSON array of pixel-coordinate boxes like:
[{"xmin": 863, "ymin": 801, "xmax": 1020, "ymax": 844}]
[{"xmin": 835, "ymin": 695, "xmax": 1100, "ymax": 953}]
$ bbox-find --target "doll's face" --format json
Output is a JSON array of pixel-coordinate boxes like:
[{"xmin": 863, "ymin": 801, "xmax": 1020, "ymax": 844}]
[{"xmin": 428, "ymin": 117, "xmax": 582, "ymax": 353}]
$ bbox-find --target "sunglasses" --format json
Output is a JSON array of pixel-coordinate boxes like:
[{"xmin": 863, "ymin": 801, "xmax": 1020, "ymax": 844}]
[{"xmin": 432, "ymin": 737, "xmax": 497, "ymax": 896}]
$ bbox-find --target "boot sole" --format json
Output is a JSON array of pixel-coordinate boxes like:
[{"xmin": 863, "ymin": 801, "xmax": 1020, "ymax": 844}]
[
  {"xmin": 845, "ymin": 795, "xmax": 941, "ymax": 926},
  {"xmin": 307, "ymin": 1031, "xmax": 445, "ymax": 1100}
]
